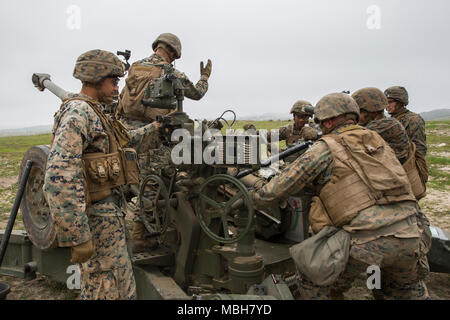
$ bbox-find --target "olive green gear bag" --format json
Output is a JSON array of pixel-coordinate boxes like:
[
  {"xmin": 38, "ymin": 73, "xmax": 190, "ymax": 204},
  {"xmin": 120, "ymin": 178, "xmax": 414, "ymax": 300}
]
[{"xmin": 289, "ymin": 226, "xmax": 350, "ymax": 286}]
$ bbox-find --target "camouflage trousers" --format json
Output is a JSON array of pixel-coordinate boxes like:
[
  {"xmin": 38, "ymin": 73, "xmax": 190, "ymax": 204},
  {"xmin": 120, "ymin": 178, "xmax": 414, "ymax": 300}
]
[
  {"xmin": 79, "ymin": 215, "xmax": 136, "ymax": 300},
  {"xmin": 298, "ymin": 236, "xmax": 430, "ymax": 300}
]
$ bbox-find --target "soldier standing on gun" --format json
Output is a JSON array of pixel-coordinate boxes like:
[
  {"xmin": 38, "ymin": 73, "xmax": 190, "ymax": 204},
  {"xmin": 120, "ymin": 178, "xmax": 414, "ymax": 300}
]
[
  {"xmin": 43, "ymin": 50, "xmax": 159, "ymax": 300},
  {"xmin": 116, "ymin": 33, "xmax": 212, "ymax": 252},
  {"xmin": 252, "ymin": 93, "xmax": 429, "ymax": 300}
]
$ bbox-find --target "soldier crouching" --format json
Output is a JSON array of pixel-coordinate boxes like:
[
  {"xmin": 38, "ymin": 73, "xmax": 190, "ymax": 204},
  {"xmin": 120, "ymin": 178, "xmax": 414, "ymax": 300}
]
[
  {"xmin": 43, "ymin": 49, "xmax": 159, "ymax": 299},
  {"xmin": 252, "ymin": 93, "xmax": 429, "ymax": 300}
]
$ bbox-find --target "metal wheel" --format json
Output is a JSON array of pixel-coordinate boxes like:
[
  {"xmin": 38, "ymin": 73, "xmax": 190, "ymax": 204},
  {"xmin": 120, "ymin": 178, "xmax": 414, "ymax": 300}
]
[
  {"xmin": 194, "ymin": 174, "xmax": 253, "ymax": 244},
  {"xmin": 138, "ymin": 174, "xmax": 170, "ymax": 235},
  {"xmin": 19, "ymin": 145, "xmax": 57, "ymax": 250}
]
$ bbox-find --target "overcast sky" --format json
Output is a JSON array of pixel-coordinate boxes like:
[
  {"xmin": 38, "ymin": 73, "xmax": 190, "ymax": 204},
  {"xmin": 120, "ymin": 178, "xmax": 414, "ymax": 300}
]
[{"xmin": 0, "ymin": 0, "xmax": 449, "ymax": 129}]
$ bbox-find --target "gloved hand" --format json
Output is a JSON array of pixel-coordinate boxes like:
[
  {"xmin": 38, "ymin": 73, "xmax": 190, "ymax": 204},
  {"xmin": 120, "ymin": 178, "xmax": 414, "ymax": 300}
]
[
  {"xmin": 70, "ymin": 240, "xmax": 94, "ymax": 264},
  {"xmin": 207, "ymin": 119, "xmax": 223, "ymax": 130},
  {"xmin": 200, "ymin": 59, "xmax": 212, "ymax": 80},
  {"xmin": 302, "ymin": 126, "xmax": 319, "ymax": 141}
]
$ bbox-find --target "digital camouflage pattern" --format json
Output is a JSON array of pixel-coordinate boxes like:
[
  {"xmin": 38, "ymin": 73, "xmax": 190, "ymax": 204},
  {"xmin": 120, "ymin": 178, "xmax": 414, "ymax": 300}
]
[
  {"xmin": 44, "ymin": 94, "xmax": 158, "ymax": 247},
  {"xmin": 152, "ymin": 33, "xmax": 182, "ymax": 59},
  {"xmin": 385, "ymin": 86, "xmax": 409, "ymax": 106},
  {"xmin": 298, "ymin": 236, "xmax": 429, "ymax": 300},
  {"xmin": 290, "ymin": 100, "xmax": 315, "ymax": 115},
  {"xmin": 352, "ymin": 87, "xmax": 388, "ymax": 112},
  {"xmin": 79, "ymin": 215, "xmax": 136, "ymax": 300},
  {"xmin": 253, "ymin": 123, "xmax": 428, "ymax": 299},
  {"xmin": 120, "ymin": 117, "xmax": 160, "ymax": 154},
  {"xmin": 44, "ymin": 94, "xmax": 159, "ymax": 300},
  {"xmin": 73, "ymin": 49, "xmax": 125, "ymax": 84},
  {"xmin": 314, "ymin": 93, "xmax": 360, "ymax": 122},
  {"xmin": 365, "ymin": 117, "xmax": 410, "ymax": 163},
  {"xmin": 391, "ymin": 108, "xmax": 427, "ymax": 159}
]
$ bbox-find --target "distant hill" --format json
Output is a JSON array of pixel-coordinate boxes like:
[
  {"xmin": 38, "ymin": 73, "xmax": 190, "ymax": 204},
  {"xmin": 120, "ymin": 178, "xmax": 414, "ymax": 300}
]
[
  {"xmin": 239, "ymin": 109, "xmax": 450, "ymax": 122},
  {"xmin": 420, "ymin": 109, "xmax": 450, "ymax": 121},
  {"xmin": 0, "ymin": 125, "xmax": 52, "ymax": 137},
  {"xmin": 237, "ymin": 112, "xmax": 290, "ymax": 121},
  {"xmin": 0, "ymin": 108, "xmax": 448, "ymax": 137}
]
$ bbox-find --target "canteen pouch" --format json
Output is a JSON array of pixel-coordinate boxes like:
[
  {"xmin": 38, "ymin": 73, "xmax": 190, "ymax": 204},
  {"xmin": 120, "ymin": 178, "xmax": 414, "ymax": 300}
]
[{"xmin": 290, "ymin": 226, "xmax": 350, "ymax": 286}]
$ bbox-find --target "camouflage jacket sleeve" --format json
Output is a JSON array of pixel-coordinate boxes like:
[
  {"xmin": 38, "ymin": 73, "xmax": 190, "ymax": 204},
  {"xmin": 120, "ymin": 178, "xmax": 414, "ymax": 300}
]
[
  {"xmin": 43, "ymin": 101, "xmax": 92, "ymax": 247},
  {"xmin": 253, "ymin": 140, "xmax": 333, "ymax": 207},
  {"xmin": 175, "ymin": 69, "xmax": 208, "ymax": 101},
  {"xmin": 406, "ymin": 114, "xmax": 427, "ymax": 158},
  {"xmin": 128, "ymin": 122, "xmax": 159, "ymax": 151},
  {"xmin": 301, "ymin": 126, "xmax": 319, "ymax": 141},
  {"xmin": 267, "ymin": 124, "xmax": 291, "ymax": 142}
]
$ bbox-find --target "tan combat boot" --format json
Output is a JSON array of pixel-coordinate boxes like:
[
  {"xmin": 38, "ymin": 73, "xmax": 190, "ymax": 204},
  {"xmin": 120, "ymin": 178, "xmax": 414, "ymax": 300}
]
[{"xmin": 131, "ymin": 221, "xmax": 158, "ymax": 254}]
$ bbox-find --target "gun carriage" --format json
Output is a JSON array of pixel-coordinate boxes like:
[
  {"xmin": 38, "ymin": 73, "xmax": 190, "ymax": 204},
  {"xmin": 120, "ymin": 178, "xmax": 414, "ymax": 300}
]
[{"xmin": 1, "ymin": 56, "xmax": 448, "ymax": 300}]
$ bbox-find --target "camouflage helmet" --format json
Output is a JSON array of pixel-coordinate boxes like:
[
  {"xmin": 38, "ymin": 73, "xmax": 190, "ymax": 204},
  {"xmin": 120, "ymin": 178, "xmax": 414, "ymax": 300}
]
[
  {"xmin": 152, "ymin": 33, "xmax": 182, "ymax": 59},
  {"xmin": 384, "ymin": 86, "xmax": 409, "ymax": 106},
  {"xmin": 351, "ymin": 87, "xmax": 388, "ymax": 112},
  {"xmin": 290, "ymin": 100, "xmax": 314, "ymax": 116},
  {"xmin": 73, "ymin": 49, "xmax": 125, "ymax": 83},
  {"xmin": 315, "ymin": 93, "xmax": 360, "ymax": 122},
  {"xmin": 243, "ymin": 123, "xmax": 256, "ymax": 131}
]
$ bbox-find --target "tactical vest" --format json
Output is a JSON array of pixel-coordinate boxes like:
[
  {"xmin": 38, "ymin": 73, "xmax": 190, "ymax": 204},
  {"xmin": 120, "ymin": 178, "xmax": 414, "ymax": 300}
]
[
  {"xmin": 403, "ymin": 141, "xmax": 427, "ymax": 200},
  {"xmin": 54, "ymin": 97, "xmax": 139, "ymax": 204},
  {"xmin": 316, "ymin": 125, "xmax": 416, "ymax": 228},
  {"xmin": 116, "ymin": 63, "xmax": 173, "ymax": 122}
]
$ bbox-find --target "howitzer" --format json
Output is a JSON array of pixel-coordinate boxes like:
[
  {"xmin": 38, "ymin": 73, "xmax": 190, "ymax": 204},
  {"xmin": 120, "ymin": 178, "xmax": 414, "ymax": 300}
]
[
  {"xmin": 32, "ymin": 73, "xmax": 71, "ymax": 100},
  {"xmin": 3, "ymin": 72, "xmax": 449, "ymax": 301},
  {"xmin": 3, "ymin": 73, "xmax": 302, "ymax": 300}
]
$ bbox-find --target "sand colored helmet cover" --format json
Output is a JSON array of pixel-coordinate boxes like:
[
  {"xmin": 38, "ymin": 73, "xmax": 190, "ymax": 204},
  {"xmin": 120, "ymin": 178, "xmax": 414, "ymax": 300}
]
[
  {"xmin": 291, "ymin": 100, "xmax": 314, "ymax": 116},
  {"xmin": 152, "ymin": 33, "xmax": 182, "ymax": 59},
  {"xmin": 384, "ymin": 86, "xmax": 409, "ymax": 106},
  {"xmin": 315, "ymin": 93, "xmax": 360, "ymax": 122},
  {"xmin": 73, "ymin": 49, "xmax": 125, "ymax": 83},
  {"xmin": 352, "ymin": 87, "xmax": 388, "ymax": 112}
]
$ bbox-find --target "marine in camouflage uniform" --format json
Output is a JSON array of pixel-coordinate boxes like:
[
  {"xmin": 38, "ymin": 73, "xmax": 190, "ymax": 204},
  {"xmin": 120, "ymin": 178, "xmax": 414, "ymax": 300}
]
[
  {"xmin": 384, "ymin": 86, "xmax": 427, "ymax": 159},
  {"xmin": 116, "ymin": 33, "xmax": 212, "ymax": 251},
  {"xmin": 252, "ymin": 93, "xmax": 429, "ymax": 300},
  {"xmin": 266, "ymin": 100, "xmax": 319, "ymax": 146},
  {"xmin": 353, "ymin": 87, "xmax": 431, "ymax": 284},
  {"xmin": 43, "ymin": 50, "xmax": 158, "ymax": 300},
  {"xmin": 353, "ymin": 87, "xmax": 410, "ymax": 164}
]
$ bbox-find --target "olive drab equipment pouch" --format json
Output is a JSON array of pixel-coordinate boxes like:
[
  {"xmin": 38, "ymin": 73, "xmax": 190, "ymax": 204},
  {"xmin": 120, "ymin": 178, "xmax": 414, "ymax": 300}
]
[
  {"xmin": 403, "ymin": 141, "xmax": 426, "ymax": 200},
  {"xmin": 289, "ymin": 226, "xmax": 350, "ymax": 286}
]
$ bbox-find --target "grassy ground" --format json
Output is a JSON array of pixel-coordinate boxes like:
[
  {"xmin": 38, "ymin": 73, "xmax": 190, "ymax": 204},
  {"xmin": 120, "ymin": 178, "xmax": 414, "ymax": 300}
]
[
  {"xmin": 0, "ymin": 134, "xmax": 51, "ymax": 231},
  {"xmin": 0, "ymin": 121, "xmax": 449, "ymax": 300}
]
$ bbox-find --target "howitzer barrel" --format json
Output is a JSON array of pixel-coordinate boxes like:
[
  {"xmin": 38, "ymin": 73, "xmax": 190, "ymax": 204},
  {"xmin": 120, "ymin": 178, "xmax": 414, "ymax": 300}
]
[
  {"xmin": 235, "ymin": 140, "xmax": 314, "ymax": 179},
  {"xmin": 32, "ymin": 73, "xmax": 71, "ymax": 101}
]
